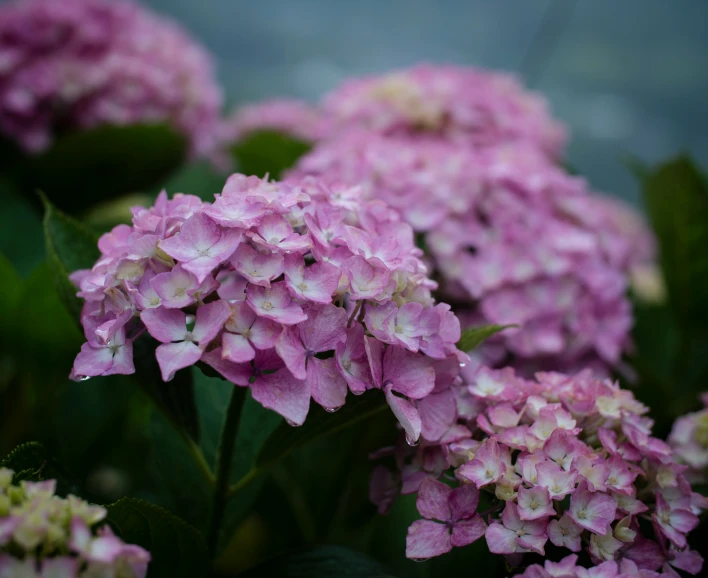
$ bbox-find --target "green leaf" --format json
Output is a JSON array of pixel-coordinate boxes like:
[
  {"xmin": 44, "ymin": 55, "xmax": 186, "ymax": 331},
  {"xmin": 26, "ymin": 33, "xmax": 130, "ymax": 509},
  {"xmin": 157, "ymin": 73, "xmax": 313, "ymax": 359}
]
[
  {"xmin": 240, "ymin": 545, "xmax": 396, "ymax": 578},
  {"xmin": 231, "ymin": 130, "xmax": 311, "ymax": 180},
  {"xmin": 106, "ymin": 497, "xmax": 209, "ymax": 578},
  {"xmin": 162, "ymin": 161, "xmax": 227, "ymax": 202},
  {"xmin": 457, "ymin": 324, "xmax": 515, "ymax": 352},
  {"xmin": 14, "ymin": 123, "xmax": 187, "ymax": 214},
  {"xmin": 1, "ymin": 442, "xmax": 78, "ymax": 496},
  {"xmin": 0, "ymin": 179, "xmax": 44, "ymax": 277},
  {"xmin": 255, "ymin": 390, "xmax": 388, "ymax": 470},
  {"xmin": 41, "ymin": 194, "xmax": 100, "ymax": 320},
  {"xmin": 642, "ymin": 156, "xmax": 708, "ymax": 331}
]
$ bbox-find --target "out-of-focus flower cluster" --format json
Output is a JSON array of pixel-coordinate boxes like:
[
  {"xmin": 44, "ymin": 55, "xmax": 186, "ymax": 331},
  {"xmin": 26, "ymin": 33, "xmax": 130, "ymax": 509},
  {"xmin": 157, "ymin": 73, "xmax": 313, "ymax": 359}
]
[
  {"xmin": 320, "ymin": 64, "xmax": 567, "ymax": 158},
  {"xmin": 669, "ymin": 393, "xmax": 708, "ymax": 485},
  {"xmin": 0, "ymin": 0, "xmax": 223, "ymax": 156},
  {"xmin": 219, "ymin": 64, "xmax": 656, "ymax": 374},
  {"xmin": 289, "ymin": 131, "xmax": 652, "ymax": 373},
  {"xmin": 0, "ymin": 469, "xmax": 149, "ymax": 577},
  {"xmin": 69, "ymin": 174, "xmax": 464, "ymax": 438},
  {"xmin": 220, "ymin": 99, "xmax": 330, "ymax": 146},
  {"xmin": 369, "ymin": 367, "xmax": 705, "ymax": 575}
]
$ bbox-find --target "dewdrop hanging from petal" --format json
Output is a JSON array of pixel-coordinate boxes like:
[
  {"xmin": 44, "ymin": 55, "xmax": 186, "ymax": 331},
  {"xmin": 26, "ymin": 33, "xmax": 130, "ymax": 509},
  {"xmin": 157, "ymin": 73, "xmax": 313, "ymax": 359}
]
[{"xmin": 69, "ymin": 173, "xmax": 465, "ymax": 440}]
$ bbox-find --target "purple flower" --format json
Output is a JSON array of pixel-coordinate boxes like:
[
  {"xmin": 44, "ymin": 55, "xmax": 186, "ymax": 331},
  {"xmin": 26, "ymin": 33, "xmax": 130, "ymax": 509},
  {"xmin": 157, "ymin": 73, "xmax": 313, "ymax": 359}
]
[
  {"xmin": 406, "ymin": 478, "xmax": 486, "ymax": 559},
  {"xmin": 485, "ymin": 502, "xmax": 547, "ymax": 555},
  {"xmin": 568, "ymin": 481, "xmax": 617, "ymax": 535},
  {"xmin": 72, "ymin": 328, "xmax": 134, "ymax": 378},
  {"xmin": 141, "ymin": 301, "xmax": 230, "ymax": 381}
]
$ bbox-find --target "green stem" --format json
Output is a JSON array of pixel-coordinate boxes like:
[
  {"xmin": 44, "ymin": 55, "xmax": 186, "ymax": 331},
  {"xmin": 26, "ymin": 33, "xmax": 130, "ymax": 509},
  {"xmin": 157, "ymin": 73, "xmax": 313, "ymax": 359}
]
[
  {"xmin": 186, "ymin": 437, "xmax": 215, "ymax": 485},
  {"xmin": 207, "ymin": 385, "xmax": 246, "ymax": 554}
]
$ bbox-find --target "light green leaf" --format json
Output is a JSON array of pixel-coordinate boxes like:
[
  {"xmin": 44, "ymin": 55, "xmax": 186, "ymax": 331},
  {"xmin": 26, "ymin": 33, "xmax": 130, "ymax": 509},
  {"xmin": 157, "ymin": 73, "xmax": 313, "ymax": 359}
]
[
  {"xmin": 457, "ymin": 324, "xmax": 515, "ymax": 352},
  {"xmin": 106, "ymin": 497, "xmax": 209, "ymax": 578},
  {"xmin": 231, "ymin": 130, "xmax": 311, "ymax": 180}
]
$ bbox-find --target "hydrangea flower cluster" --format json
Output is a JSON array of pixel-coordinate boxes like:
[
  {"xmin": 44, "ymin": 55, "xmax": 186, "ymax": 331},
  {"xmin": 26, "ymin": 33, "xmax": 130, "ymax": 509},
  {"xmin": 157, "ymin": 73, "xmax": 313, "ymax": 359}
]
[
  {"xmin": 370, "ymin": 367, "xmax": 705, "ymax": 575},
  {"xmin": 220, "ymin": 99, "xmax": 330, "ymax": 146},
  {"xmin": 69, "ymin": 173, "xmax": 464, "ymax": 436},
  {"xmin": 0, "ymin": 469, "xmax": 150, "ymax": 577},
  {"xmin": 669, "ymin": 394, "xmax": 708, "ymax": 484},
  {"xmin": 320, "ymin": 64, "xmax": 567, "ymax": 158},
  {"xmin": 290, "ymin": 132, "xmax": 651, "ymax": 372},
  {"xmin": 0, "ymin": 0, "xmax": 223, "ymax": 156}
]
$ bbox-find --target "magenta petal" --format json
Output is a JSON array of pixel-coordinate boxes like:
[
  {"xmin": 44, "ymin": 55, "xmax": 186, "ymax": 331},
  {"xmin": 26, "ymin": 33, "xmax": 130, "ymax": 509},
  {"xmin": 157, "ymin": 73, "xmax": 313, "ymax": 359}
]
[
  {"xmin": 140, "ymin": 307, "xmax": 187, "ymax": 343},
  {"xmin": 192, "ymin": 300, "xmax": 231, "ymax": 344},
  {"xmin": 275, "ymin": 326, "xmax": 307, "ymax": 379},
  {"xmin": 383, "ymin": 345, "xmax": 435, "ymax": 399},
  {"xmin": 251, "ymin": 370, "xmax": 310, "ymax": 426},
  {"xmin": 416, "ymin": 478, "xmax": 452, "ymax": 521},
  {"xmin": 201, "ymin": 348, "xmax": 252, "ymax": 386},
  {"xmin": 385, "ymin": 388, "xmax": 422, "ymax": 442},
  {"xmin": 155, "ymin": 341, "xmax": 203, "ymax": 381},
  {"xmin": 364, "ymin": 335, "xmax": 385, "ymax": 387},
  {"xmin": 418, "ymin": 389, "xmax": 457, "ymax": 442},
  {"xmin": 485, "ymin": 523, "xmax": 519, "ymax": 555},
  {"xmin": 308, "ymin": 357, "xmax": 348, "ymax": 411},
  {"xmin": 73, "ymin": 342, "xmax": 115, "ymax": 377},
  {"xmin": 451, "ymin": 516, "xmax": 487, "ymax": 548},
  {"xmin": 300, "ymin": 304, "xmax": 347, "ymax": 352},
  {"xmin": 449, "ymin": 483, "xmax": 480, "ymax": 520},
  {"xmin": 111, "ymin": 338, "xmax": 135, "ymax": 375},
  {"xmin": 406, "ymin": 520, "xmax": 452, "ymax": 560},
  {"xmin": 222, "ymin": 333, "xmax": 256, "ymax": 363},
  {"xmin": 248, "ymin": 317, "xmax": 282, "ymax": 349}
]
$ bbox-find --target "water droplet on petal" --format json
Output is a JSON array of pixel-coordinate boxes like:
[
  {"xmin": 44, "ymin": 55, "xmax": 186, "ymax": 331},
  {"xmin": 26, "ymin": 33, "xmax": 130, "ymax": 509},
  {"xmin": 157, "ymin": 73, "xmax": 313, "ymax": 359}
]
[
  {"xmin": 406, "ymin": 434, "xmax": 420, "ymax": 447},
  {"xmin": 351, "ymin": 389, "xmax": 364, "ymax": 396},
  {"xmin": 79, "ymin": 375, "xmax": 91, "ymax": 382},
  {"xmin": 411, "ymin": 557, "xmax": 430, "ymax": 563},
  {"xmin": 459, "ymin": 362, "xmax": 466, "ymax": 368},
  {"xmin": 324, "ymin": 405, "xmax": 343, "ymax": 413},
  {"xmin": 285, "ymin": 419, "xmax": 301, "ymax": 427}
]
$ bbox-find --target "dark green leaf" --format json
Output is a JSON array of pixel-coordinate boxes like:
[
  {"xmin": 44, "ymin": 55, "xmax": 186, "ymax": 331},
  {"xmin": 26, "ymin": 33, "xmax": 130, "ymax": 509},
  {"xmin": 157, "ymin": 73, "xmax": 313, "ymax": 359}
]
[
  {"xmin": 231, "ymin": 130, "xmax": 311, "ymax": 180},
  {"xmin": 240, "ymin": 545, "xmax": 395, "ymax": 578},
  {"xmin": 457, "ymin": 324, "xmax": 515, "ymax": 352},
  {"xmin": 642, "ymin": 156, "xmax": 708, "ymax": 331},
  {"xmin": 132, "ymin": 336, "xmax": 200, "ymax": 442},
  {"xmin": 162, "ymin": 161, "xmax": 227, "ymax": 202},
  {"xmin": 14, "ymin": 123, "xmax": 187, "ymax": 214},
  {"xmin": 1, "ymin": 442, "xmax": 78, "ymax": 496},
  {"xmin": 41, "ymin": 194, "xmax": 100, "ymax": 320},
  {"xmin": 0, "ymin": 179, "xmax": 44, "ymax": 277},
  {"xmin": 255, "ymin": 390, "xmax": 387, "ymax": 470},
  {"xmin": 106, "ymin": 497, "xmax": 209, "ymax": 578}
]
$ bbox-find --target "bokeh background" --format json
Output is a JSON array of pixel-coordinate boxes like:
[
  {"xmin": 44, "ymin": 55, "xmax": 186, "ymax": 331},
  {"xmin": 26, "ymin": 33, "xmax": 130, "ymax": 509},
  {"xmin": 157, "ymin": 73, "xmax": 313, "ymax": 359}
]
[{"xmin": 141, "ymin": 0, "xmax": 708, "ymax": 204}]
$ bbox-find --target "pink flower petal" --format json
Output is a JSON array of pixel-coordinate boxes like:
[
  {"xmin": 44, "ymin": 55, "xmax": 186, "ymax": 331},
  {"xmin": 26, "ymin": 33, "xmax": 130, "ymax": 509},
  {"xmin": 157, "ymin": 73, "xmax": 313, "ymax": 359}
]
[{"xmin": 406, "ymin": 520, "xmax": 452, "ymax": 559}]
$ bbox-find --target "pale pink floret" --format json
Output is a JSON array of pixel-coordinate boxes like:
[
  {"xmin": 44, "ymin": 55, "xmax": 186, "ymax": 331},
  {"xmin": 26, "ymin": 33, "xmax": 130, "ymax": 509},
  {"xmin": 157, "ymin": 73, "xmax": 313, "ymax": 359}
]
[
  {"xmin": 141, "ymin": 301, "xmax": 230, "ymax": 381},
  {"xmin": 406, "ymin": 478, "xmax": 486, "ymax": 559},
  {"xmin": 547, "ymin": 513, "xmax": 583, "ymax": 552},
  {"xmin": 72, "ymin": 327, "xmax": 134, "ymax": 378},
  {"xmin": 221, "ymin": 301, "xmax": 281, "ymax": 363},
  {"xmin": 485, "ymin": 502, "xmax": 547, "ymax": 555},
  {"xmin": 159, "ymin": 213, "xmax": 242, "ymax": 283},
  {"xmin": 283, "ymin": 254, "xmax": 341, "ymax": 303},
  {"xmin": 568, "ymin": 481, "xmax": 617, "ymax": 535},
  {"xmin": 516, "ymin": 486, "xmax": 555, "ymax": 520},
  {"xmin": 247, "ymin": 282, "xmax": 307, "ymax": 325},
  {"xmin": 458, "ymin": 438, "xmax": 505, "ymax": 488}
]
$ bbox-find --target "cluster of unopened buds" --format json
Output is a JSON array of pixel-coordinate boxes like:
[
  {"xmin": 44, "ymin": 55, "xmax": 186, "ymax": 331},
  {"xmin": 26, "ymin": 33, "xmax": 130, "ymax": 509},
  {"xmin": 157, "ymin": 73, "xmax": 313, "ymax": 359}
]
[
  {"xmin": 0, "ymin": 0, "xmax": 223, "ymax": 157},
  {"xmin": 669, "ymin": 393, "xmax": 708, "ymax": 485},
  {"xmin": 69, "ymin": 174, "xmax": 463, "ymax": 437},
  {"xmin": 369, "ymin": 367, "xmax": 705, "ymax": 575},
  {"xmin": 0, "ymin": 469, "xmax": 149, "ymax": 577}
]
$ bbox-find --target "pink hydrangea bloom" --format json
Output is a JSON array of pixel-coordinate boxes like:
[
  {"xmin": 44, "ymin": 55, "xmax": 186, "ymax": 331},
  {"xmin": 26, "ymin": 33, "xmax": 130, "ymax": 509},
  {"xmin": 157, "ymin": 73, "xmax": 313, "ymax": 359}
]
[
  {"xmin": 0, "ymin": 468, "xmax": 150, "ymax": 577},
  {"xmin": 290, "ymin": 132, "xmax": 654, "ymax": 374},
  {"xmin": 321, "ymin": 64, "xmax": 567, "ymax": 158},
  {"xmin": 372, "ymin": 368, "xmax": 705, "ymax": 574},
  {"xmin": 668, "ymin": 394, "xmax": 708, "ymax": 484},
  {"xmin": 0, "ymin": 0, "xmax": 223, "ymax": 156},
  {"xmin": 69, "ymin": 174, "xmax": 464, "ymax": 434},
  {"xmin": 220, "ymin": 99, "xmax": 330, "ymax": 145}
]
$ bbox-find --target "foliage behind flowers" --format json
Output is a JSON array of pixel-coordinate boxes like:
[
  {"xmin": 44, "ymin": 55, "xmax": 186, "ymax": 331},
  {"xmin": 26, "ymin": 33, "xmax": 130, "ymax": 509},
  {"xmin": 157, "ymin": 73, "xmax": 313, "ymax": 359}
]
[
  {"xmin": 375, "ymin": 368, "xmax": 706, "ymax": 575},
  {"xmin": 0, "ymin": 469, "xmax": 150, "ymax": 577},
  {"xmin": 69, "ymin": 174, "xmax": 463, "ymax": 437},
  {"xmin": 0, "ymin": 0, "xmax": 222, "ymax": 157}
]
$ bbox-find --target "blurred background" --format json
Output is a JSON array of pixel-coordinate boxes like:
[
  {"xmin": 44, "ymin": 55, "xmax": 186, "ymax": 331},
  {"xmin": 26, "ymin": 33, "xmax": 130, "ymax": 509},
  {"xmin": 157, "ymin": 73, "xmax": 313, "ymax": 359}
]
[{"xmin": 140, "ymin": 0, "xmax": 708, "ymax": 205}]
